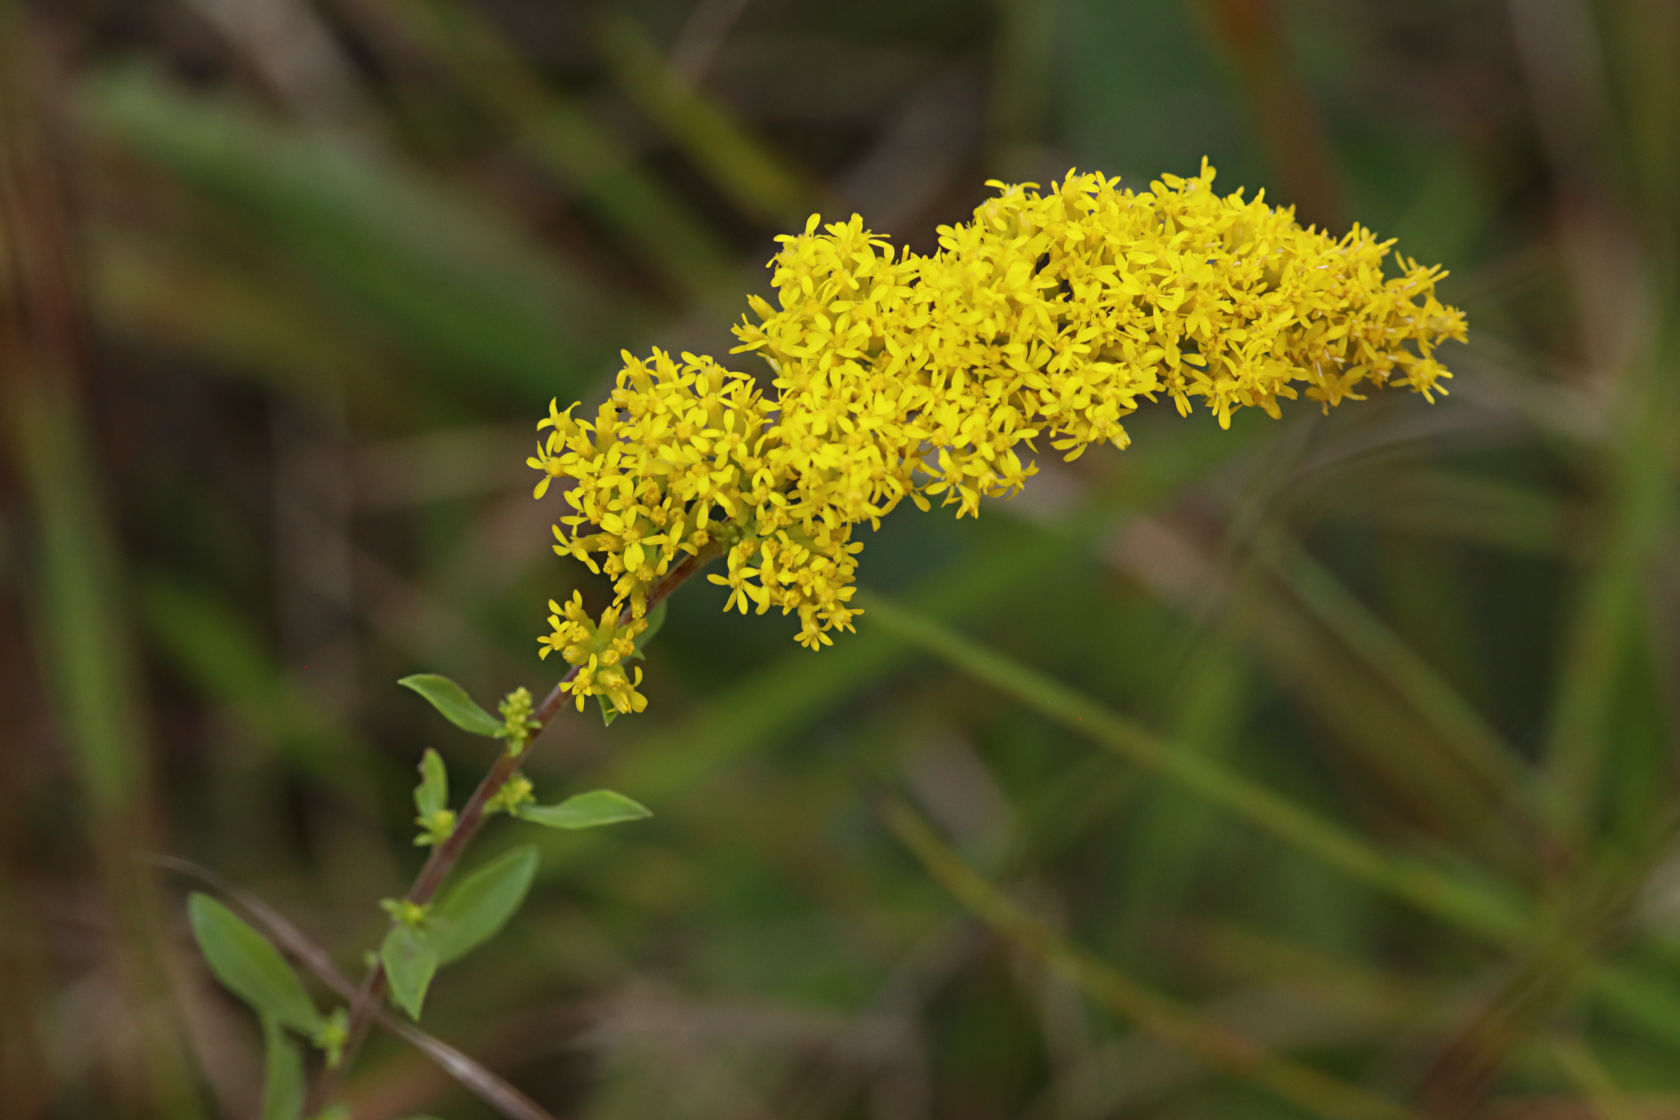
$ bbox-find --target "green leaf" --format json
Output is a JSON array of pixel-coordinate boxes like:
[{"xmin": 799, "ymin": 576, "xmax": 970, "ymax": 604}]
[
  {"xmin": 398, "ymin": 674, "xmax": 502, "ymax": 737},
  {"xmin": 261, "ymin": 1015, "xmax": 305, "ymax": 1120},
  {"xmin": 414, "ymin": 747, "xmax": 448, "ymax": 818},
  {"xmin": 516, "ymin": 789, "xmax": 651, "ymax": 831},
  {"xmin": 380, "ymin": 924, "xmax": 439, "ymax": 1021},
  {"xmin": 428, "ymin": 845, "xmax": 538, "ymax": 964},
  {"xmin": 188, "ymin": 894, "xmax": 322, "ymax": 1033},
  {"xmin": 597, "ymin": 694, "xmax": 620, "ymax": 727}
]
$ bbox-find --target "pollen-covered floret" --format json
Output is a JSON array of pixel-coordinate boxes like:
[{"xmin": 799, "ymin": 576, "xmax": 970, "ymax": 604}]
[{"xmin": 533, "ymin": 161, "xmax": 1467, "ymax": 708}]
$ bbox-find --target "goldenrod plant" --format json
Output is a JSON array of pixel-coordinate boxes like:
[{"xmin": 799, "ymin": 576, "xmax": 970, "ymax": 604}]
[
  {"xmin": 533, "ymin": 163, "xmax": 1463, "ymax": 699},
  {"xmin": 184, "ymin": 163, "xmax": 1463, "ymax": 1119}
]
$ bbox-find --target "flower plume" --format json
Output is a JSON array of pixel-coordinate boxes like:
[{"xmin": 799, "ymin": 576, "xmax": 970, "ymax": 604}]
[{"xmin": 530, "ymin": 160, "xmax": 1467, "ymax": 710}]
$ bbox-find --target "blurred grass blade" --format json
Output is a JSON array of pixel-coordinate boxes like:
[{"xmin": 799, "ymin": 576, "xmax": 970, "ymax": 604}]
[
  {"xmin": 1543, "ymin": 337, "xmax": 1675, "ymax": 838},
  {"xmin": 138, "ymin": 576, "xmax": 398, "ymax": 800},
  {"xmin": 858, "ymin": 589, "xmax": 1523, "ymax": 942},
  {"xmin": 1548, "ymin": 1036, "xmax": 1637, "ymax": 1120},
  {"xmin": 10, "ymin": 383, "xmax": 142, "ymax": 812},
  {"xmin": 859, "ymin": 590, "xmax": 1680, "ymax": 1050},
  {"xmin": 4, "ymin": 31, "xmax": 203, "ymax": 1104},
  {"xmin": 988, "ymin": 0, "xmax": 1059, "ymax": 172},
  {"xmin": 1108, "ymin": 644, "xmax": 1245, "ymax": 954},
  {"xmin": 1261, "ymin": 532, "xmax": 1534, "ymax": 803},
  {"xmin": 1114, "ymin": 518, "xmax": 1504, "ymax": 837},
  {"xmin": 1413, "ymin": 838, "xmax": 1660, "ymax": 1114},
  {"xmin": 5, "ymin": 375, "xmax": 202, "ymax": 1115},
  {"xmin": 1326, "ymin": 468, "xmax": 1570, "ymax": 557},
  {"xmin": 89, "ymin": 228, "xmax": 401, "ymax": 408},
  {"xmin": 880, "ymin": 796, "xmax": 1418, "ymax": 1120},
  {"xmin": 1192, "ymin": 0, "xmax": 1344, "ymax": 228},
  {"xmin": 79, "ymin": 66, "xmax": 624, "ymax": 396},
  {"xmin": 353, "ymin": 0, "xmax": 736, "ymax": 298},
  {"xmin": 593, "ymin": 11, "xmax": 820, "ymax": 225}
]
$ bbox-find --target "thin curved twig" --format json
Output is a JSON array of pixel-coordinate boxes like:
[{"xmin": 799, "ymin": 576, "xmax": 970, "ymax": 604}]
[{"xmin": 146, "ymin": 855, "xmax": 558, "ymax": 1120}]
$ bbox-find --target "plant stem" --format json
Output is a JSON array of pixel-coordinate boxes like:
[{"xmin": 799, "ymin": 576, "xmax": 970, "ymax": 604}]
[{"xmin": 305, "ymin": 547, "xmax": 715, "ymax": 1115}]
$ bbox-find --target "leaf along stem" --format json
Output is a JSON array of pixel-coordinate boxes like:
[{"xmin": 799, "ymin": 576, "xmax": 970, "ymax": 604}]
[{"xmin": 305, "ymin": 546, "xmax": 714, "ymax": 1115}]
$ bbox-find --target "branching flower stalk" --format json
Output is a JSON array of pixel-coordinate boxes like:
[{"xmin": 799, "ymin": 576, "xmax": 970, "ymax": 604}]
[{"xmin": 283, "ymin": 161, "xmax": 1462, "ymax": 1117}]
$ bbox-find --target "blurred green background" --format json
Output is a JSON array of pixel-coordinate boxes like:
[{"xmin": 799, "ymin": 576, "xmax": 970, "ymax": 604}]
[{"xmin": 3, "ymin": 0, "xmax": 1679, "ymax": 1117}]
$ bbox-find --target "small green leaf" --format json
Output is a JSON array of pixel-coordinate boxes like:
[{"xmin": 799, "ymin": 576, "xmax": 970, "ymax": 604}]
[
  {"xmin": 380, "ymin": 924, "xmax": 439, "ymax": 1021},
  {"xmin": 597, "ymin": 694, "xmax": 620, "ymax": 727},
  {"xmin": 397, "ymin": 674, "xmax": 503, "ymax": 737},
  {"xmin": 428, "ymin": 845, "xmax": 538, "ymax": 964},
  {"xmin": 188, "ymin": 894, "xmax": 322, "ymax": 1033},
  {"xmin": 631, "ymin": 600, "xmax": 668, "ymax": 659},
  {"xmin": 261, "ymin": 1015, "xmax": 306, "ymax": 1120},
  {"xmin": 516, "ymin": 790, "xmax": 651, "ymax": 830},
  {"xmin": 414, "ymin": 748, "xmax": 448, "ymax": 818}
]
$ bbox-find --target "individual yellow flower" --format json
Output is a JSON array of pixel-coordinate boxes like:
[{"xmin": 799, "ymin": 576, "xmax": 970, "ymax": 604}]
[{"xmin": 532, "ymin": 161, "xmax": 1466, "ymax": 712}]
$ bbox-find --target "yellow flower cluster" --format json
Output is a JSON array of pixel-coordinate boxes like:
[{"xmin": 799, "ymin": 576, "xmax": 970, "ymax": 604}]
[
  {"xmin": 537, "ymin": 591, "xmax": 649, "ymax": 714},
  {"xmin": 531, "ymin": 160, "xmax": 1466, "ymax": 709}
]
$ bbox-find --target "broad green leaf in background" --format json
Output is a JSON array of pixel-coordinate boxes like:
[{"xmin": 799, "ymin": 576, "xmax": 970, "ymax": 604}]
[
  {"xmin": 517, "ymin": 790, "xmax": 651, "ymax": 831},
  {"xmin": 415, "ymin": 748, "xmax": 448, "ymax": 818},
  {"xmin": 381, "ymin": 924, "xmax": 440, "ymax": 1021},
  {"xmin": 398, "ymin": 674, "xmax": 503, "ymax": 737},
  {"xmin": 428, "ymin": 845, "xmax": 539, "ymax": 964},
  {"xmin": 260, "ymin": 1015, "xmax": 305, "ymax": 1120},
  {"xmin": 187, "ymin": 894, "xmax": 322, "ymax": 1034}
]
